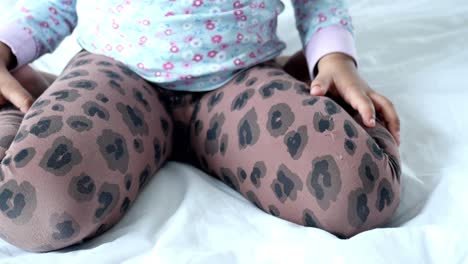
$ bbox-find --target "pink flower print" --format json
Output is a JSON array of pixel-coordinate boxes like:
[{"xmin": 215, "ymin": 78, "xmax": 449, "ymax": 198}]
[
  {"xmin": 208, "ymin": 50, "xmax": 218, "ymax": 58},
  {"xmin": 234, "ymin": 9, "xmax": 243, "ymax": 17},
  {"xmin": 105, "ymin": 44, "xmax": 112, "ymax": 51},
  {"xmin": 170, "ymin": 44, "xmax": 179, "ymax": 53},
  {"xmin": 49, "ymin": 7, "xmax": 58, "ymax": 15},
  {"xmin": 259, "ymin": 2, "xmax": 265, "ymax": 8},
  {"xmin": 205, "ymin": 20, "xmax": 215, "ymax": 30},
  {"xmin": 340, "ymin": 19, "xmax": 348, "ymax": 26},
  {"xmin": 116, "ymin": 45, "xmax": 124, "ymax": 52},
  {"xmin": 183, "ymin": 62, "xmax": 191, "ymax": 68},
  {"xmin": 193, "ymin": 0, "xmax": 203, "ymax": 7},
  {"xmin": 233, "ymin": 58, "xmax": 245, "ymax": 66},
  {"xmin": 112, "ymin": 20, "xmax": 119, "ymax": 29},
  {"xmin": 51, "ymin": 16, "xmax": 59, "ymax": 25},
  {"xmin": 141, "ymin": 19, "xmax": 150, "ymax": 26},
  {"xmin": 163, "ymin": 62, "xmax": 173, "ymax": 70},
  {"xmin": 240, "ymin": 15, "xmax": 247, "ymax": 21},
  {"xmin": 249, "ymin": 52, "xmax": 256, "ymax": 58},
  {"xmin": 165, "ymin": 11, "xmax": 175, "ymax": 16},
  {"xmin": 233, "ymin": 1, "xmax": 244, "ymax": 8},
  {"xmin": 139, "ymin": 36, "xmax": 147, "ymax": 46},
  {"xmin": 220, "ymin": 43, "xmax": 229, "ymax": 50},
  {"xmin": 154, "ymin": 71, "xmax": 162, "ymax": 77},
  {"xmin": 165, "ymin": 29, "xmax": 172, "ymax": 35},
  {"xmin": 184, "ymin": 35, "xmax": 194, "ymax": 43},
  {"xmin": 193, "ymin": 54, "xmax": 204, "ymax": 62},
  {"xmin": 318, "ymin": 13, "xmax": 327, "ymax": 22},
  {"xmin": 40, "ymin": 21, "xmax": 49, "ymax": 28},
  {"xmin": 256, "ymin": 33, "xmax": 263, "ymax": 44},
  {"xmin": 211, "ymin": 35, "xmax": 222, "ymax": 44}
]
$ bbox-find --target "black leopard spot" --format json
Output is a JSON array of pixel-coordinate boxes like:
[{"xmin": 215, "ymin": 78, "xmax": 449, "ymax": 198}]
[
  {"xmin": 344, "ymin": 120, "xmax": 358, "ymax": 138},
  {"xmin": 268, "ymin": 205, "xmax": 280, "ymax": 217},
  {"xmin": 220, "ymin": 167, "xmax": 239, "ymax": 192},
  {"xmin": 39, "ymin": 136, "xmax": 82, "ymax": 176},
  {"xmin": 50, "ymin": 89, "xmax": 81, "ymax": 102},
  {"xmin": 124, "ymin": 174, "xmax": 132, "ymax": 191},
  {"xmin": 0, "ymin": 134, "xmax": 15, "ymax": 148},
  {"xmin": 375, "ymin": 178, "xmax": 395, "ymax": 212},
  {"xmin": 71, "ymin": 59, "xmax": 93, "ymax": 68},
  {"xmin": 66, "ymin": 115, "xmax": 93, "ymax": 132},
  {"xmin": 388, "ymin": 154, "xmax": 401, "ymax": 183},
  {"xmin": 324, "ymin": 99, "xmax": 341, "ymax": 115},
  {"xmin": 1, "ymin": 156, "xmax": 11, "ymax": 166},
  {"xmin": 294, "ymin": 82, "xmax": 309, "ymax": 95},
  {"xmin": 237, "ymin": 167, "xmax": 248, "ymax": 183},
  {"xmin": 133, "ymin": 138, "xmax": 144, "ymax": 153},
  {"xmin": 344, "ymin": 139, "xmax": 357, "ymax": 155},
  {"xmin": 154, "ymin": 137, "xmax": 162, "ymax": 166},
  {"xmin": 59, "ymin": 70, "xmax": 89, "ymax": 81},
  {"xmin": 51, "ymin": 104, "xmax": 65, "ymax": 112},
  {"xmin": 367, "ymin": 138, "xmax": 384, "ymax": 160},
  {"xmin": 0, "ymin": 180, "xmax": 36, "ymax": 224},
  {"xmin": 94, "ymin": 182, "xmax": 120, "ymax": 222},
  {"xmin": 220, "ymin": 134, "xmax": 228, "ymax": 156},
  {"xmin": 30, "ymin": 115, "xmax": 63, "ymax": 138},
  {"xmin": 117, "ymin": 64, "xmax": 140, "ymax": 80},
  {"xmin": 160, "ymin": 118, "xmax": 170, "ymax": 138},
  {"xmin": 68, "ymin": 173, "xmax": 96, "ymax": 202},
  {"xmin": 231, "ymin": 89, "xmax": 255, "ymax": 111},
  {"xmin": 117, "ymin": 103, "xmax": 149, "ymax": 136},
  {"xmin": 271, "ymin": 164, "xmax": 303, "ymax": 203},
  {"xmin": 234, "ymin": 70, "xmax": 249, "ymax": 84},
  {"xmin": 13, "ymin": 148, "xmax": 36, "ymax": 168},
  {"xmin": 24, "ymin": 109, "xmax": 44, "ymax": 120},
  {"xmin": 99, "ymin": 69, "xmax": 124, "ymax": 81},
  {"xmin": 108, "ymin": 80, "xmax": 125, "ymax": 95},
  {"xmin": 97, "ymin": 129, "xmax": 129, "ymax": 173},
  {"xmin": 246, "ymin": 191, "xmax": 263, "ymax": 210},
  {"xmin": 284, "ymin": 125, "xmax": 308, "ymax": 160},
  {"xmin": 358, "ymin": 153, "xmax": 380, "ymax": 193},
  {"xmin": 267, "ymin": 103, "xmax": 295, "ymax": 138},
  {"xmin": 245, "ymin": 77, "xmax": 258, "ymax": 87},
  {"xmin": 249, "ymin": 161, "xmax": 267, "ymax": 188},
  {"xmin": 96, "ymin": 93, "xmax": 109, "ymax": 103},
  {"xmin": 68, "ymin": 79, "xmax": 98, "ymax": 90},
  {"xmin": 207, "ymin": 91, "xmax": 224, "ymax": 113},
  {"xmin": 302, "ymin": 97, "xmax": 319, "ymax": 106},
  {"xmin": 96, "ymin": 61, "xmax": 113, "ymax": 67},
  {"xmin": 347, "ymin": 188, "xmax": 370, "ymax": 228},
  {"xmin": 238, "ymin": 108, "xmax": 260, "ymax": 150},
  {"xmin": 259, "ymin": 79, "xmax": 292, "ymax": 98},
  {"xmin": 31, "ymin": 99, "xmax": 50, "ymax": 110},
  {"xmin": 133, "ymin": 88, "xmax": 151, "ymax": 112},
  {"xmin": 307, "ymin": 155, "xmax": 342, "ymax": 210},
  {"xmin": 194, "ymin": 119, "xmax": 203, "ymax": 137},
  {"xmin": 205, "ymin": 113, "xmax": 225, "ymax": 156},
  {"xmin": 313, "ymin": 112, "xmax": 335, "ymax": 133},
  {"xmin": 138, "ymin": 165, "xmax": 152, "ymax": 191},
  {"xmin": 50, "ymin": 212, "xmax": 80, "ymax": 241},
  {"xmin": 267, "ymin": 70, "xmax": 285, "ymax": 76},
  {"xmin": 303, "ymin": 209, "xmax": 321, "ymax": 228},
  {"xmin": 82, "ymin": 101, "xmax": 110, "ymax": 121},
  {"xmin": 120, "ymin": 197, "xmax": 131, "ymax": 214}
]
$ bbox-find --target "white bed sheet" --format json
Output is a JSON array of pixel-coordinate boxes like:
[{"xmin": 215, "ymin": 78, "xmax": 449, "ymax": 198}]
[{"xmin": 1, "ymin": 0, "xmax": 468, "ymax": 263}]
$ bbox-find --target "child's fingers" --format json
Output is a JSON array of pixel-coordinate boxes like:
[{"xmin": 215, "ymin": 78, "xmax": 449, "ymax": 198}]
[
  {"xmin": 310, "ymin": 73, "xmax": 332, "ymax": 96},
  {"xmin": 0, "ymin": 67, "xmax": 34, "ymax": 113},
  {"xmin": 344, "ymin": 86, "xmax": 376, "ymax": 127},
  {"xmin": 369, "ymin": 92, "xmax": 401, "ymax": 145}
]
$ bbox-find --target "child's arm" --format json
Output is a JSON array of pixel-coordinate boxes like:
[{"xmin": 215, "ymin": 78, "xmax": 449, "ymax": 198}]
[
  {"xmin": 0, "ymin": 0, "xmax": 78, "ymax": 70},
  {"xmin": 291, "ymin": 0, "xmax": 400, "ymax": 144}
]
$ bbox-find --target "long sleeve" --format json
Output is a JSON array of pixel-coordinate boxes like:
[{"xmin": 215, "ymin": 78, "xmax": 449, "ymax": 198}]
[
  {"xmin": 291, "ymin": 0, "xmax": 357, "ymax": 78},
  {"xmin": 0, "ymin": 0, "xmax": 77, "ymax": 70}
]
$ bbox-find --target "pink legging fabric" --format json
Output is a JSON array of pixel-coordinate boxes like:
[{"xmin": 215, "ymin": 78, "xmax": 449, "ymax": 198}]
[{"xmin": 0, "ymin": 51, "xmax": 401, "ymax": 252}]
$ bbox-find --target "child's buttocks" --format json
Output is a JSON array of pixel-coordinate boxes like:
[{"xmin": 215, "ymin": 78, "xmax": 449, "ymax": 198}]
[{"xmin": 74, "ymin": 0, "xmax": 287, "ymax": 91}]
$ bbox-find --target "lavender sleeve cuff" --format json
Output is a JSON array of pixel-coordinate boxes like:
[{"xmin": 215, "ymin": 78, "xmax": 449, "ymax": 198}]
[
  {"xmin": 0, "ymin": 22, "xmax": 37, "ymax": 71},
  {"xmin": 304, "ymin": 25, "xmax": 358, "ymax": 79}
]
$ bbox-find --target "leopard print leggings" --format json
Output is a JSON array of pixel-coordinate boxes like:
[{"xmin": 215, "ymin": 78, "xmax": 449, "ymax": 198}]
[{"xmin": 0, "ymin": 51, "xmax": 401, "ymax": 252}]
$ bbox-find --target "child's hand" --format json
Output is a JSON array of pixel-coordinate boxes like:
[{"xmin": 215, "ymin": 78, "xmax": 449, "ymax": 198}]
[
  {"xmin": 0, "ymin": 42, "xmax": 35, "ymax": 112},
  {"xmin": 310, "ymin": 53, "xmax": 400, "ymax": 145}
]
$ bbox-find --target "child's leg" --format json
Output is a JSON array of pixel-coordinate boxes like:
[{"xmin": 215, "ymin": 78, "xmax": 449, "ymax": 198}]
[
  {"xmin": 0, "ymin": 51, "xmax": 172, "ymax": 252},
  {"xmin": 182, "ymin": 62, "xmax": 401, "ymax": 237}
]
